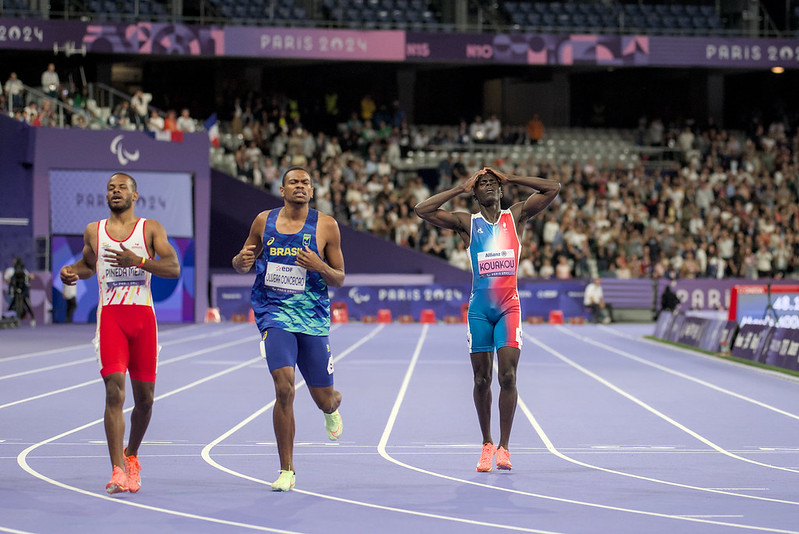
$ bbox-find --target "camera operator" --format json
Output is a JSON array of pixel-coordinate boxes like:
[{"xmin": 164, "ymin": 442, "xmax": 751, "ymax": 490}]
[{"xmin": 4, "ymin": 257, "xmax": 36, "ymax": 327}]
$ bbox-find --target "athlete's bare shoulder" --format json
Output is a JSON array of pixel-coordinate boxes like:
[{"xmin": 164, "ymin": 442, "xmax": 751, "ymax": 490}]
[{"xmin": 317, "ymin": 211, "xmax": 339, "ymax": 226}]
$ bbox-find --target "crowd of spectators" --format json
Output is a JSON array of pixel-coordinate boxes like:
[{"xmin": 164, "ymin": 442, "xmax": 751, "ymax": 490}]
[
  {"xmin": 1, "ymin": 64, "xmax": 200, "ymax": 134},
  {"xmin": 5, "ymin": 64, "xmax": 799, "ymax": 284},
  {"xmin": 218, "ymin": 88, "xmax": 799, "ymax": 284}
]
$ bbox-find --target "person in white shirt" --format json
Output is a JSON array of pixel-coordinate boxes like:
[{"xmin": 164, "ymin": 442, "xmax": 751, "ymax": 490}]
[
  {"xmin": 130, "ymin": 90, "xmax": 152, "ymax": 129},
  {"xmin": 583, "ymin": 277, "xmax": 612, "ymax": 323},
  {"xmin": 41, "ymin": 63, "xmax": 60, "ymax": 98},
  {"xmin": 176, "ymin": 108, "xmax": 195, "ymax": 132}
]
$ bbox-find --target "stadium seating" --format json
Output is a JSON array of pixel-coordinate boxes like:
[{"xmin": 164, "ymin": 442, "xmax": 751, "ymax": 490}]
[
  {"xmin": 503, "ymin": 1, "xmax": 724, "ymax": 36},
  {"xmin": 322, "ymin": 0, "xmax": 439, "ymax": 30}
]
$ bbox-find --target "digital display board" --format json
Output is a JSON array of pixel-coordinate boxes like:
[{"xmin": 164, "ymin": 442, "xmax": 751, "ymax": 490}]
[{"xmin": 730, "ymin": 285, "xmax": 799, "ymax": 330}]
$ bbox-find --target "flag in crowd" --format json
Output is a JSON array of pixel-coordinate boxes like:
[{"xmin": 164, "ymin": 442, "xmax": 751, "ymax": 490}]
[{"xmin": 204, "ymin": 113, "xmax": 220, "ymax": 147}]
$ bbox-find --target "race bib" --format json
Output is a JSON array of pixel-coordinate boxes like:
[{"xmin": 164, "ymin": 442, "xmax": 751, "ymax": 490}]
[
  {"xmin": 477, "ymin": 249, "xmax": 516, "ymax": 277},
  {"xmin": 265, "ymin": 262, "xmax": 307, "ymax": 293}
]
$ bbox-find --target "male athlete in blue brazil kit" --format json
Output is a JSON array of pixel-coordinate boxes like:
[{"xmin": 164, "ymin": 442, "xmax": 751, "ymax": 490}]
[
  {"xmin": 415, "ymin": 167, "xmax": 560, "ymax": 472},
  {"xmin": 233, "ymin": 166, "xmax": 346, "ymax": 492}
]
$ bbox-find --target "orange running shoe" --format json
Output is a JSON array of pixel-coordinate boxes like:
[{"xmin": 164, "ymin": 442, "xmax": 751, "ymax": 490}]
[
  {"xmin": 496, "ymin": 446, "xmax": 512, "ymax": 470},
  {"xmin": 476, "ymin": 442, "xmax": 496, "ymax": 472},
  {"xmin": 124, "ymin": 453, "xmax": 141, "ymax": 493},
  {"xmin": 105, "ymin": 465, "xmax": 129, "ymax": 494}
]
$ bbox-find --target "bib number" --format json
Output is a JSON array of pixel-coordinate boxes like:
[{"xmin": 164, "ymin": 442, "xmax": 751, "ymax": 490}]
[
  {"xmin": 477, "ymin": 249, "xmax": 516, "ymax": 277},
  {"xmin": 265, "ymin": 262, "xmax": 307, "ymax": 293}
]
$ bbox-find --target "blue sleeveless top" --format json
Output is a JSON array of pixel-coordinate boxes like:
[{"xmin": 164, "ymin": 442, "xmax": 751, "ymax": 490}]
[{"xmin": 251, "ymin": 208, "xmax": 330, "ymax": 336}]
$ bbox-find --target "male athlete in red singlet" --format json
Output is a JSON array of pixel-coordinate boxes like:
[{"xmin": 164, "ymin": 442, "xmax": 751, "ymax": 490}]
[{"xmin": 60, "ymin": 172, "xmax": 180, "ymax": 494}]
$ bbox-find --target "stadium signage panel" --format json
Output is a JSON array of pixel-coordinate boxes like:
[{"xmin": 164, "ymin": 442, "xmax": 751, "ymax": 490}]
[
  {"xmin": 225, "ymin": 27, "xmax": 405, "ymax": 60},
  {"xmin": 2, "ymin": 17, "xmax": 797, "ymax": 67},
  {"xmin": 0, "ymin": 17, "xmax": 223, "ymax": 55}
]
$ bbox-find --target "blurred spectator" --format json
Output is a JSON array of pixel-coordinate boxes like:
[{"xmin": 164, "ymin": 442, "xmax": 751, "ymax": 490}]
[
  {"xmin": 360, "ymin": 94, "xmax": 376, "ymax": 121},
  {"xmin": 110, "ymin": 100, "xmax": 133, "ymax": 128},
  {"xmin": 130, "ymin": 90, "xmax": 152, "ymax": 129},
  {"xmin": 5, "ymin": 72, "xmax": 24, "ymax": 111},
  {"xmin": 177, "ymin": 108, "xmax": 196, "ymax": 132},
  {"xmin": 658, "ymin": 279, "xmax": 681, "ymax": 318},
  {"xmin": 484, "ymin": 113, "xmax": 501, "ymax": 143},
  {"xmin": 584, "ymin": 277, "xmax": 612, "ymax": 324},
  {"xmin": 4, "ymin": 257, "xmax": 35, "ymax": 326},
  {"xmin": 469, "ymin": 115, "xmax": 487, "ymax": 143},
  {"xmin": 41, "ymin": 63, "xmax": 60, "ymax": 98},
  {"xmin": 147, "ymin": 109, "xmax": 165, "ymax": 131},
  {"xmin": 526, "ymin": 114, "xmax": 544, "ymax": 144},
  {"xmin": 164, "ymin": 109, "xmax": 178, "ymax": 132}
]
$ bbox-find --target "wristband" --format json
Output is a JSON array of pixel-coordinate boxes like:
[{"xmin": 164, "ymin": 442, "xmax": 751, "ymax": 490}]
[{"xmin": 139, "ymin": 256, "xmax": 146, "ymax": 268}]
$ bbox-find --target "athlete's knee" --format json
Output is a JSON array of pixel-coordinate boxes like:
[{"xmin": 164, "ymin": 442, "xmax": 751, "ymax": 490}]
[
  {"xmin": 498, "ymin": 368, "xmax": 517, "ymax": 390},
  {"xmin": 274, "ymin": 382, "xmax": 295, "ymax": 405},
  {"xmin": 473, "ymin": 372, "xmax": 491, "ymax": 391},
  {"xmin": 135, "ymin": 394, "xmax": 154, "ymax": 413},
  {"xmin": 104, "ymin": 381, "xmax": 125, "ymax": 407}
]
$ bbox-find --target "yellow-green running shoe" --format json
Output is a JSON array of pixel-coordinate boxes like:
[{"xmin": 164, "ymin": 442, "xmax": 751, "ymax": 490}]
[
  {"xmin": 271, "ymin": 470, "xmax": 295, "ymax": 492},
  {"xmin": 324, "ymin": 409, "xmax": 342, "ymax": 441}
]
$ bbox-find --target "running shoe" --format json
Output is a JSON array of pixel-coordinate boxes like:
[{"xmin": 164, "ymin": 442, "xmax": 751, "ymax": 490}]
[
  {"xmin": 496, "ymin": 446, "xmax": 512, "ymax": 471},
  {"xmin": 124, "ymin": 452, "xmax": 141, "ymax": 493},
  {"xmin": 271, "ymin": 470, "xmax": 295, "ymax": 492},
  {"xmin": 476, "ymin": 442, "xmax": 496, "ymax": 472},
  {"xmin": 324, "ymin": 409, "xmax": 343, "ymax": 441},
  {"xmin": 105, "ymin": 465, "xmax": 129, "ymax": 494}
]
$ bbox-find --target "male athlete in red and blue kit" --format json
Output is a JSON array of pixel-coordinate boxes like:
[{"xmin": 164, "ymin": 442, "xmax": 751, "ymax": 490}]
[{"xmin": 415, "ymin": 167, "xmax": 560, "ymax": 472}]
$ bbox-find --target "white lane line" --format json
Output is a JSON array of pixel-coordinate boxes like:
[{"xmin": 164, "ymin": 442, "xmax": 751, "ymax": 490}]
[
  {"xmin": 558, "ymin": 326, "xmax": 799, "ymax": 422},
  {"xmin": 520, "ymin": 332, "xmax": 799, "ymax": 507},
  {"xmin": 0, "ymin": 323, "xmax": 243, "ymax": 363},
  {"xmin": 0, "ymin": 527, "xmax": 37, "ymax": 534},
  {"xmin": 15, "ymin": 355, "xmax": 301, "ymax": 533},
  {"xmin": 0, "ymin": 337, "xmax": 254, "ymax": 411},
  {"xmin": 0, "ymin": 324, "xmax": 251, "ymax": 380},
  {"xmin": 373, "ymin": 327, "xmax": 799, "ymax": 533},
  {"xmin": 531, "ymin": 331, "xmax": 799, "ymax": 475},
  {"xmin": 202, "ymin": 324, "xmax": 557, "ymax": 533}
]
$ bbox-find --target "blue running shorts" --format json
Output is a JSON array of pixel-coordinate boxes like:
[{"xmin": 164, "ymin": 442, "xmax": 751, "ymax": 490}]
[{"xmin": 259, "ymin": 327, "xmax": 334, "ymax": 387}]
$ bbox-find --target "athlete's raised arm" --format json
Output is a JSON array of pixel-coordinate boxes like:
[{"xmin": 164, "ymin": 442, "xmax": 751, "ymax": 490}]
[{"xmin": 414, "ymin": 170, "xmax": 482, "ymax": 240}]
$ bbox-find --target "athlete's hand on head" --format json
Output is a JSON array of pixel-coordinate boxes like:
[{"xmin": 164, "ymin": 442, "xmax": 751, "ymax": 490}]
[
  {"xmin": 485, "ymin": 167, "xmax": 508, "ymax": 184},
  {"xmin": 60, "ymin": 265, "xmax": 78, "ymax": 285},
  {"xmin": 237, "ymin": 244, "xmax": 256, "ymax": 271},
  {"xmin": 296, "ymin": 246, "xmax": 323, "ymax": 272},
  {"xmin": 103, "ymin": 243, "xmax": 140, "ymax": 268},
  {"xmin": 462, "ymin": 169, "xmax": 483, "ymax": 193}
]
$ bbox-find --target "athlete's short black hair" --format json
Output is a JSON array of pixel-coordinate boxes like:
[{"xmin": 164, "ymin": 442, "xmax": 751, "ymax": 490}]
[
  {"xmin": 280, "ymin": 166, "xmax": 309, "ymax": 185},
  {"xmin": 110, "ymin": 172, "xmax": 138, "ymax": 192}
]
